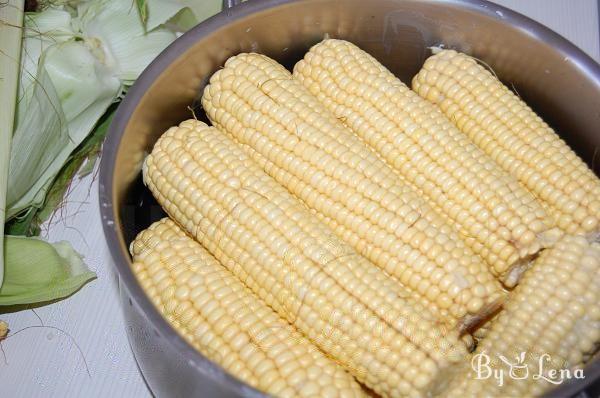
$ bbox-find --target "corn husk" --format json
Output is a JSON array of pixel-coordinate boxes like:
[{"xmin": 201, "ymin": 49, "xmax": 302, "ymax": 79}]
[
  {"xmin": 0, "ymin": 236, "xmax": 96, "ymax": 306},
  {"xmin": 179, "ymin": 0, "xmax": 222, "ymax": 20},
  {"xmin": 0, "ymin": 0, "xmax": 25, "ymax": 287},
  {"xmin": 74, "ymin": 0, "xmax": 184, "ymax": 84},
  {"xmin": 7, "ymin": 0, "xmax": 193, "ymax": 222},
  {"xmin": 2, "ymin": 0, "xmax": 219, "ymax": 301},
  {"xmin": 7, "ymin": 8, "xmax": 121, "ymax": 220}
]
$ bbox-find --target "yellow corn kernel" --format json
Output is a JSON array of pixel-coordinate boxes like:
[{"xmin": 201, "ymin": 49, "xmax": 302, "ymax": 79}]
[
  {"xmin": 294, "ymin": 39, "xmax": 560, "ymax": 287},
  {"xmin": 0, "ymin": 320, "xmax": 7, "ymax": 340},
  {"xmin": 202, "ymin": 52, "xmax": 503, "ymax": 328},
  {"xmin": 130, "ymin": 218, "xmax": 364, "ymax": 398},
  {"xmin": 412, "ymin": 49, "xmax": 600, "ymax": 238},
  {"xmin": 444, "ymin": 235, "xmax": 600, "ymax": 397},
  {"xmin": 143, "ymin": 119, "xmax": 469, "ymax": 397}
]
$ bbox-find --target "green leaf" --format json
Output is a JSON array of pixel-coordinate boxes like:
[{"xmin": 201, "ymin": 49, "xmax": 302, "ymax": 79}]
[
  {"xmin": 0, "ymin": 236, "xmax": 95, "ymax": 306},
  {"xmin": 135, "ymin": 0, "xmax": 148, "ymax": 25}
]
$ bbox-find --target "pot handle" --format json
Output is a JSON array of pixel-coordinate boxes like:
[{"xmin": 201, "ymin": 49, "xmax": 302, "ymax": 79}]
[{"xmin": 222, "ymin": 0, "xmax": 243, "ymax": 9}]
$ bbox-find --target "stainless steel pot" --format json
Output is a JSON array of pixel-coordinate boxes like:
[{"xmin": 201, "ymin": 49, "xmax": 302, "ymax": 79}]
[{"xmin": 99, "ymin": 1, "xmax": 600, "ymax": 396}]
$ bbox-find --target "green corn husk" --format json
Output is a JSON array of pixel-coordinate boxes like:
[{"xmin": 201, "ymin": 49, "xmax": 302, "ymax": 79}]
[
  {"xmin": 7, "ymin": 0, "xmax": 198, "ymax": 225},
  {"xmin": 1, "ymin": 0, "xmax": 221, "ymax": 304},
  {"xmin": 1, "ymin": 0, "xmax": 25, "ymax": 288},
  {"xmin": 7, "ymin": 7, "xmax": 121, "ymax": 220},
  {"xmin": 0, "ymin": 236, "xmax": 96, "ymax": 306},
  {"xmin": 74, "ymin": 0, "xmax": 184, "ymax": 84}
]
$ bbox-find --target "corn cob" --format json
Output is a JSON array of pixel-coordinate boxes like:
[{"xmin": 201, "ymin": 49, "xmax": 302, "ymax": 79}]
[
  {"xmin": 143, "ymin": 119, "xmax": 469, "ymax": 397},
  {"xmin": 293, "ymin": 39, "xmax": 560, "ymax": 287},
  {"xmin": 0, "ymin": 320, "xmax": 7, "ymax": 340},
  {"xmin": 412, "ymin": 49, "xmax": 600, "ymax": 238},
  {"xmin": 445, "ymin": 235, "xmax": 600, "ymax": 397},
  {"xmin": 130, "ymin": 218, "xmax": 364, "ymax": 398},
  {"xmin": 202, "ymin": 52, "xmax": 503, "ymax": 329}
]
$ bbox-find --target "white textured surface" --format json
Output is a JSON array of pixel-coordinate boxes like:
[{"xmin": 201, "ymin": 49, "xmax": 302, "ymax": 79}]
[
  {"xmin": 1, "ymin": 2, "xmax": 599, "ymax": 398},
  {"xmin": 492, "ymin": 0, "xmax": 599, "ymax": 61},
  {"xmin": 0, "ymin": 172, "xmax": 149, "ymax": 398}
]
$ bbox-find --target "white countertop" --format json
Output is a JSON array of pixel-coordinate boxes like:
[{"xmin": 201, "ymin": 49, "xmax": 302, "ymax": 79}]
[{"xmin": 2, "ymin": 1, "xmax": 599, "ymax": 397}]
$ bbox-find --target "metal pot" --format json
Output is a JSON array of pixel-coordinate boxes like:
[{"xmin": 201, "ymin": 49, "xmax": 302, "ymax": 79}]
[{"xmin": 99, "ymin": 0, "xmax": 600, "ymax": 396}]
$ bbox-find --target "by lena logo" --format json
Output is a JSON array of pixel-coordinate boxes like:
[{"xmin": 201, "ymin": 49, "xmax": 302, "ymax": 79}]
[{"xmin": 471, "ymin": 352, "xmax": 585, "ymax": 387}]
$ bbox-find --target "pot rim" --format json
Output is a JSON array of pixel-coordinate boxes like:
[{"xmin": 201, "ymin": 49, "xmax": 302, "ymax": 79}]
[{"xmin": 99, "ymin": 0, "xmax": 600, "ymax": 396}]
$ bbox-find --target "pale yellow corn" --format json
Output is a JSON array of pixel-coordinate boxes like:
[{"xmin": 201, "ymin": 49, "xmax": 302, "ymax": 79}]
[
  {"xmin": 294, "ymin": 39, "xmax": 560, "ymax": 287},
  {"xmin": 143, "ymin": 119, "xmax": 469, "ymax": 397},
  {"xmin": 0, "ymin": 320, "xmax": 7, "ymax": 340},
  {"xmin": 444, "ymin": 235, "xmax": 600, "ymax": 397},
  {"xmin": 130, "ymin": 218, "xmax": 364, "ymax": 398},
  {"xmin": 412, "ymin": 49, "xmax": 600, "ymax": 237},
  {"xmin": 202, "ymin": 52, "xmax": 503, "ymax": 329}
]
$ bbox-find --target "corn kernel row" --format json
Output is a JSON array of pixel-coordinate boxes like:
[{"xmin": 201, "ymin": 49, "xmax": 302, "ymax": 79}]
[
  {"xmin": 131, "ymin": 218, "xmax": 365, "ymax": 397},
  {"xmin": 142, "ymin": 120, "xmax": 469, "ymax": 397},
  {"xmin": 294, "ymin": 39, "xmax": 561, "ymax": 286},
  {"xmin": 202, "ymin": 52, "xmax": 503, "ymax": 326},
  {"xmin": 412, "ymin": 49, "xmax": 600, "ymax": 237},
  {"xmin": 445, "ymin": 235, "xmax": 600, "ymax": 397}
]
